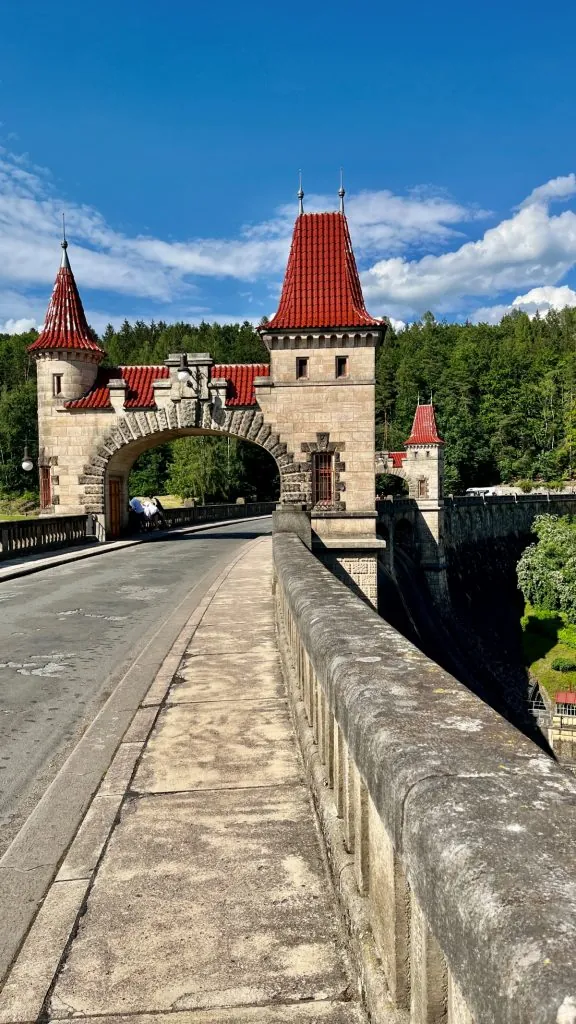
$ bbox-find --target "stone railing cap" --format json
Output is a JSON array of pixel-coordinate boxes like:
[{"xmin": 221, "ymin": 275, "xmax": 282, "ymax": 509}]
[{"xmin": 273, "ymin": 533, "xmax": 576, "ymax": 1024}]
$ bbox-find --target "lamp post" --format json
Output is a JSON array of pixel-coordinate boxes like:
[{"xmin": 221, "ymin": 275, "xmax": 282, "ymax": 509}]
[
  {"xmin": 177, "ymin": 353, "xmax": 201, "ymax": 395},
  {"xmin": 21, "ymin": 444, "xmax": 34, "ymax": 473},
  {"xmin": 177, "ymin": 353, "xmax": 191, "ymax": 383}
]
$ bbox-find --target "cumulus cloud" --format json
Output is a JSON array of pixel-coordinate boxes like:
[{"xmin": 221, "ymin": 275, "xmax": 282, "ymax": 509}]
[
  {"xmin": 362, "ymin": 175, "xmax": 576, "ymax": 319},
  {"xmin": 2, "ymin": 144, "xmax": 576, "ymax": 329},
  {"xmin": 472, "ymin": 285, "xmax": 576, "ymax": 324},
  {"xmin": 0, "ymin": 147, "xmax": 486, "ymax": 313},
  {"xmin": 386, "ymin": 317, "xmax": 407, "ymax": 333},
  {"xmin": 519, "ymin": 174, "xmax": 576, "ymax": 209},
  {"xmin": 1, "ymin": 316, "xmax": 37, "ymax": 334}
]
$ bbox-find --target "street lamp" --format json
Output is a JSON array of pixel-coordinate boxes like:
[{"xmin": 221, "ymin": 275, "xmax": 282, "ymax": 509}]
[{"xmin": 21, "ymin": 445, "xmax": 34, "ymax": 473}]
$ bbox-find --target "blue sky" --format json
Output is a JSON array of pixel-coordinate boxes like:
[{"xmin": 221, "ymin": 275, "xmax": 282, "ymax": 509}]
[{"xmin": 1, "ymin": 0, "xmax": 576, "ymax": 335}]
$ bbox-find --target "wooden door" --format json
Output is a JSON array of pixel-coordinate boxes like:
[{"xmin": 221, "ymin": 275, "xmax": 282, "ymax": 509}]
[{"xmin": 108, "ymin": 477, "xmax": 122, "ymax": 538}]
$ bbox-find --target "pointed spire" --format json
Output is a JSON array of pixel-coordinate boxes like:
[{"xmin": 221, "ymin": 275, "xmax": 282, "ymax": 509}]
[
  {"xmin": 338, "ymin": 168, "xmax": 345, "ymax": 214},
  {"xmin": 60, "ymin": 213, "xmax": 70, "ymax": 268},
  {"xmin": 405, "ymin": 403, "xmax": 444, "ymax": 446},
  {"xmin": 262, "ymin": 209, "xmax": 382, "ymax": 331},
  {"xmin": 27, "ymin": 239, "xmax": 104, "ymax": 357},
  {"xmin": 297, "ymin": 170, "xmax": 304, "ymax": 216}
]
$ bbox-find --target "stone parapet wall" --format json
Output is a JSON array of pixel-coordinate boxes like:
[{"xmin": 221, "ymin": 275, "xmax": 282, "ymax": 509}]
[
  {"xmin": 274, "ymin": 532, "xmax": 576, "ymax": 1024},
  {"xmin": 443, "ymin": 493, "xmax": 576, "ymax": 546}
]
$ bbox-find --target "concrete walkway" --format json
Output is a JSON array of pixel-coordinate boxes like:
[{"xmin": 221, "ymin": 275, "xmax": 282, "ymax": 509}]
[{"xmin": 0, "ymin": 537, "xmax": 363, "ymax": 1023}]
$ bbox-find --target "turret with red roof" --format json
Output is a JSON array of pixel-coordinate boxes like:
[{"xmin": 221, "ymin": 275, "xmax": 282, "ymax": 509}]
[{"xmin": 28, "ymin": 239, "xmax": 104, "ymax": 405}]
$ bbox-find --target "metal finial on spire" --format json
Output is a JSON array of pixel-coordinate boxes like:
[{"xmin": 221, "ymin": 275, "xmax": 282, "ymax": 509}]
[
  {"xmin": 61, "ymin": 212, "xmax": 68, "ymax": 250},
  {"xmin": 297, "ymin": 170, "xmax": 304, "ymax": 215},
  {"xmin": 338, "ymin": 168, "xmax": 345, "ymax": 214}
]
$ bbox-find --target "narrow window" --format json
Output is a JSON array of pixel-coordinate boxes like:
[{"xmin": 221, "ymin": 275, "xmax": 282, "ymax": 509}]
[
  {"xmin": 417, "ymin": 478, "xmax": 429, "ymax": 498},
  {"xmin": 52, "ymin": 374, "xmax": 63, "ymax": 397},
  {"xmin": 312, "ymin": 452, "xmax": 333, "ymax": 504},
  {"xmin": 296, "ymin": 357, "xmax": 309, "ymax": 380},
  {"xmin": 336, "ymin": 355, "xmax": 348, "ymax": 378},
  {"xmin": 39, "ymin": 466, "xmax": 51, "ymax": 508}
]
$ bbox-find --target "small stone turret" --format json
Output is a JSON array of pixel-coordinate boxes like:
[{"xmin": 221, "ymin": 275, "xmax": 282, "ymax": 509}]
[
  {"xmin": 27, "ymin": 241, "xmax": 104, "ymax": 511},
  {"xmin": 28, "ymin": 240, "xmax": 104, "ymax": 401},
  {"xmin": 403, "ymin": 403, "xmax": 444, "ymax": 501}
]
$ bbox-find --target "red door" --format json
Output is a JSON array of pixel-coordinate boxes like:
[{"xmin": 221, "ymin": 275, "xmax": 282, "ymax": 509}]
[{"xmin": 108, "ymin": 477, "xmax": 122, "ymax": 538}]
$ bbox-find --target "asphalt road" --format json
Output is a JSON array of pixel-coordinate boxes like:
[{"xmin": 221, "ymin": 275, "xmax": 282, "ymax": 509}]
[{"xmin": 0, "ymin": 519, "xmax": 271, "ymax": 858}]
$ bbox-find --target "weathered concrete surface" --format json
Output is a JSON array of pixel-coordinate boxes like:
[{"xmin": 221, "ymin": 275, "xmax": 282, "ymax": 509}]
[
  {"xmin": 274, "ymin": 532, "xmax": 576, "ymax": 1024},
  {"xmin": 52, "ymin": 1008, "xmax": 365, "ymax": 1023},
  {"xmin": 0, "ymin": 537, "xmax": 361, "ymax": 1022}
]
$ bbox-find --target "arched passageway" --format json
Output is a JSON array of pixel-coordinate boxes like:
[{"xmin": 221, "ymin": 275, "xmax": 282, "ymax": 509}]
[{"xmin": 102, "ymin": 425, "xmax": 282, "ymax": 537}]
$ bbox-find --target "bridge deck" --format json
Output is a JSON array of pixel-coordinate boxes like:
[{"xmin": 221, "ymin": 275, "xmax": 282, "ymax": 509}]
[{"xmin": 0, "ymin": 538, "xmax": 363, "ymax": 1022}]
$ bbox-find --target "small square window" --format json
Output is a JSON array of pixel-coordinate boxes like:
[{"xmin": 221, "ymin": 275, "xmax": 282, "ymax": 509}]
[
  {"xmin": 52, "ymin": 374, "xmax": 63, "ymax": 397},
  {"xmin": 296, "ymin": 357, "xmax": 309, "ymax": 380},
  {"xmin": 336, "ymin": 356, "xmax": 348, "ymax": 378}
]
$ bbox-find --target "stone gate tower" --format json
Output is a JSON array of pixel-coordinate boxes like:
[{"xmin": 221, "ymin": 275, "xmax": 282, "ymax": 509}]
[
  {"xmin": 28, "ymin": 189, "xmax": 385, "ymax": 603},
  {"xmin": 257, "ymin": 187, "xmax": 386, "ymax": 603}
]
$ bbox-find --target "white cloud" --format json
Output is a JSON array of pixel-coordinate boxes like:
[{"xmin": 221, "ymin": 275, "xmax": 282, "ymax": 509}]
[
  {"xmin": 1, "ymin": 316, "xmax": 37, "ymax": 334},
  {"xmin": 0, "ymin": 147, "xmax": 487, "ymax": 316},
  {"xmin": 519, "ymin": 173, "xmax": 576, "ymax": 209},
  {"xmin": 472, "ymin": 285, "xmax": 576, "ymax": 324},
  {"xmin": 1, "ymin": 144, "xmax": 576, "ymax": 330},
  {"xmin": 386, "ymin": 317, "xmax": 407, "ymax": 333},
  {"xmin": 362, "ymin": 176, "xmax": 576, "ymax": 319}
]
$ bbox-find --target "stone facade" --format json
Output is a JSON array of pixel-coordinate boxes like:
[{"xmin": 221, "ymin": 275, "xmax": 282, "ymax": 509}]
[{"xmin": 30, "ymin": 204, "xmax": 387, "ymax": 603}]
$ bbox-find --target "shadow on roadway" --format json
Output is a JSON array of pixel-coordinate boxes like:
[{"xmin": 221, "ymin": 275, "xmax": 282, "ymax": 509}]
[{"xmin": 146, "ymin": 528, "xmax": 271, "ymax": 543}]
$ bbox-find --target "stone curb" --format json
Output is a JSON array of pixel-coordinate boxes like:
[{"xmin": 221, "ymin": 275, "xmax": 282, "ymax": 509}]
[
  {"xmin": 0, "ymin": 537, "xmax": 264, "ymax": 1012},
  {"xmin": 0, "ymin": 514, "xmax": 272, "ymax": 583}
]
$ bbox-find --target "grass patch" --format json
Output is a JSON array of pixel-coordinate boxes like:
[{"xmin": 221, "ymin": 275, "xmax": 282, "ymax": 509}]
[
  {"xmin": 0, "ymin": 513, "xmax": 39, "ymax": 521},
  {"xmin": 522, "ymin": 603, "xmax": 576, "ymax": 701}
]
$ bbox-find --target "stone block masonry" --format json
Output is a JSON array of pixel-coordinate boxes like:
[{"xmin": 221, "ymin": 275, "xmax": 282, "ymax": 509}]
[{"xmin": 274, "ymin": 531, "xmax": 576, "ymax": 1024}]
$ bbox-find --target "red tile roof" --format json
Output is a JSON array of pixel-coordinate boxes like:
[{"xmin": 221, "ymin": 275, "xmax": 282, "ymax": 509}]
[
  {"xmin": 263, "ymin": 212, "xmax": 382, "ymax": 331},
  {"xmin": 388, "ymin": 451, "xmax": 407, "ymax": 469},
  {"xmin": 405, "ymin": 404, "xmax": 444, "ymax": 445},
  {"xmin": 212, "ymin": 364, "xmax": 269, "ymax": 406},
  {"xmin": 555, "ymin": 692, "xmax": 576, "ymax": 704},
  {"xmin": 65, "ymin": 366, "xmax": 170, "ymax": 410},
  {"xmin": 28, "ymin": 244, "xmax": 104, "ymax": 355},
  {"xmin": 65, "ymin": 363, "xmax": 268, "ymax": 411}
]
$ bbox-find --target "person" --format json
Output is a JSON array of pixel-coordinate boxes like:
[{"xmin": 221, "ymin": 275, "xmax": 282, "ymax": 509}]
[
  {"xmin": 152, "ymin": 496, "xmax": 168, "ymax": 528},
  {"xmin": 141, "ymin": 498, "xmax": 160, "ymax": 530},
  {"xmin": 129, "ymin": 496, "xmax": 146, "ymax": 532}
]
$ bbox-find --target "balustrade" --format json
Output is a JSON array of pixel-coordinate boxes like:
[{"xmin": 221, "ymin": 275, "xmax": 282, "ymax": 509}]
[{"xmin": 0, "ymin": 502, "xmax": 276, "ymax": 562}]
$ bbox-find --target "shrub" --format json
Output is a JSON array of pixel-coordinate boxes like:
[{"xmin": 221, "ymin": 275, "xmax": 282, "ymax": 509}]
[
  {"xmin": 521, "ymin": 606, "xmax": 562, "ymax": 636},
  {"xmin": 550, "ymin": 656, "xmax": 576, "ymax": 672},
  {"xmin": 517, "ymin": 479, "xmax": 533, "ymax": 493},
  {"xmin": 517, "ymin": 515, "xmax": 576, "ymax": 622},
  {"xmin": 558, "ymin": 624, "xmax": 576, "ymax": 650}
]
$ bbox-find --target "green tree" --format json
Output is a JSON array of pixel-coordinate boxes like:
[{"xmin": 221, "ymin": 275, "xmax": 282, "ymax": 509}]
[
  {"xmin": 517, "ymin": 514, "xmax": 576, "ymax": 622},
  {"xmin": 167, "ymin": 437, "xmax": 229, "ymax": 503}
]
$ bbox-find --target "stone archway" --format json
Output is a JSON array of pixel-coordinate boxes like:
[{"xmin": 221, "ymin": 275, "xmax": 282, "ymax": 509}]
[{"xmin": 79, "ymin": 401, "xmax": 306, "ymax": 532}]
